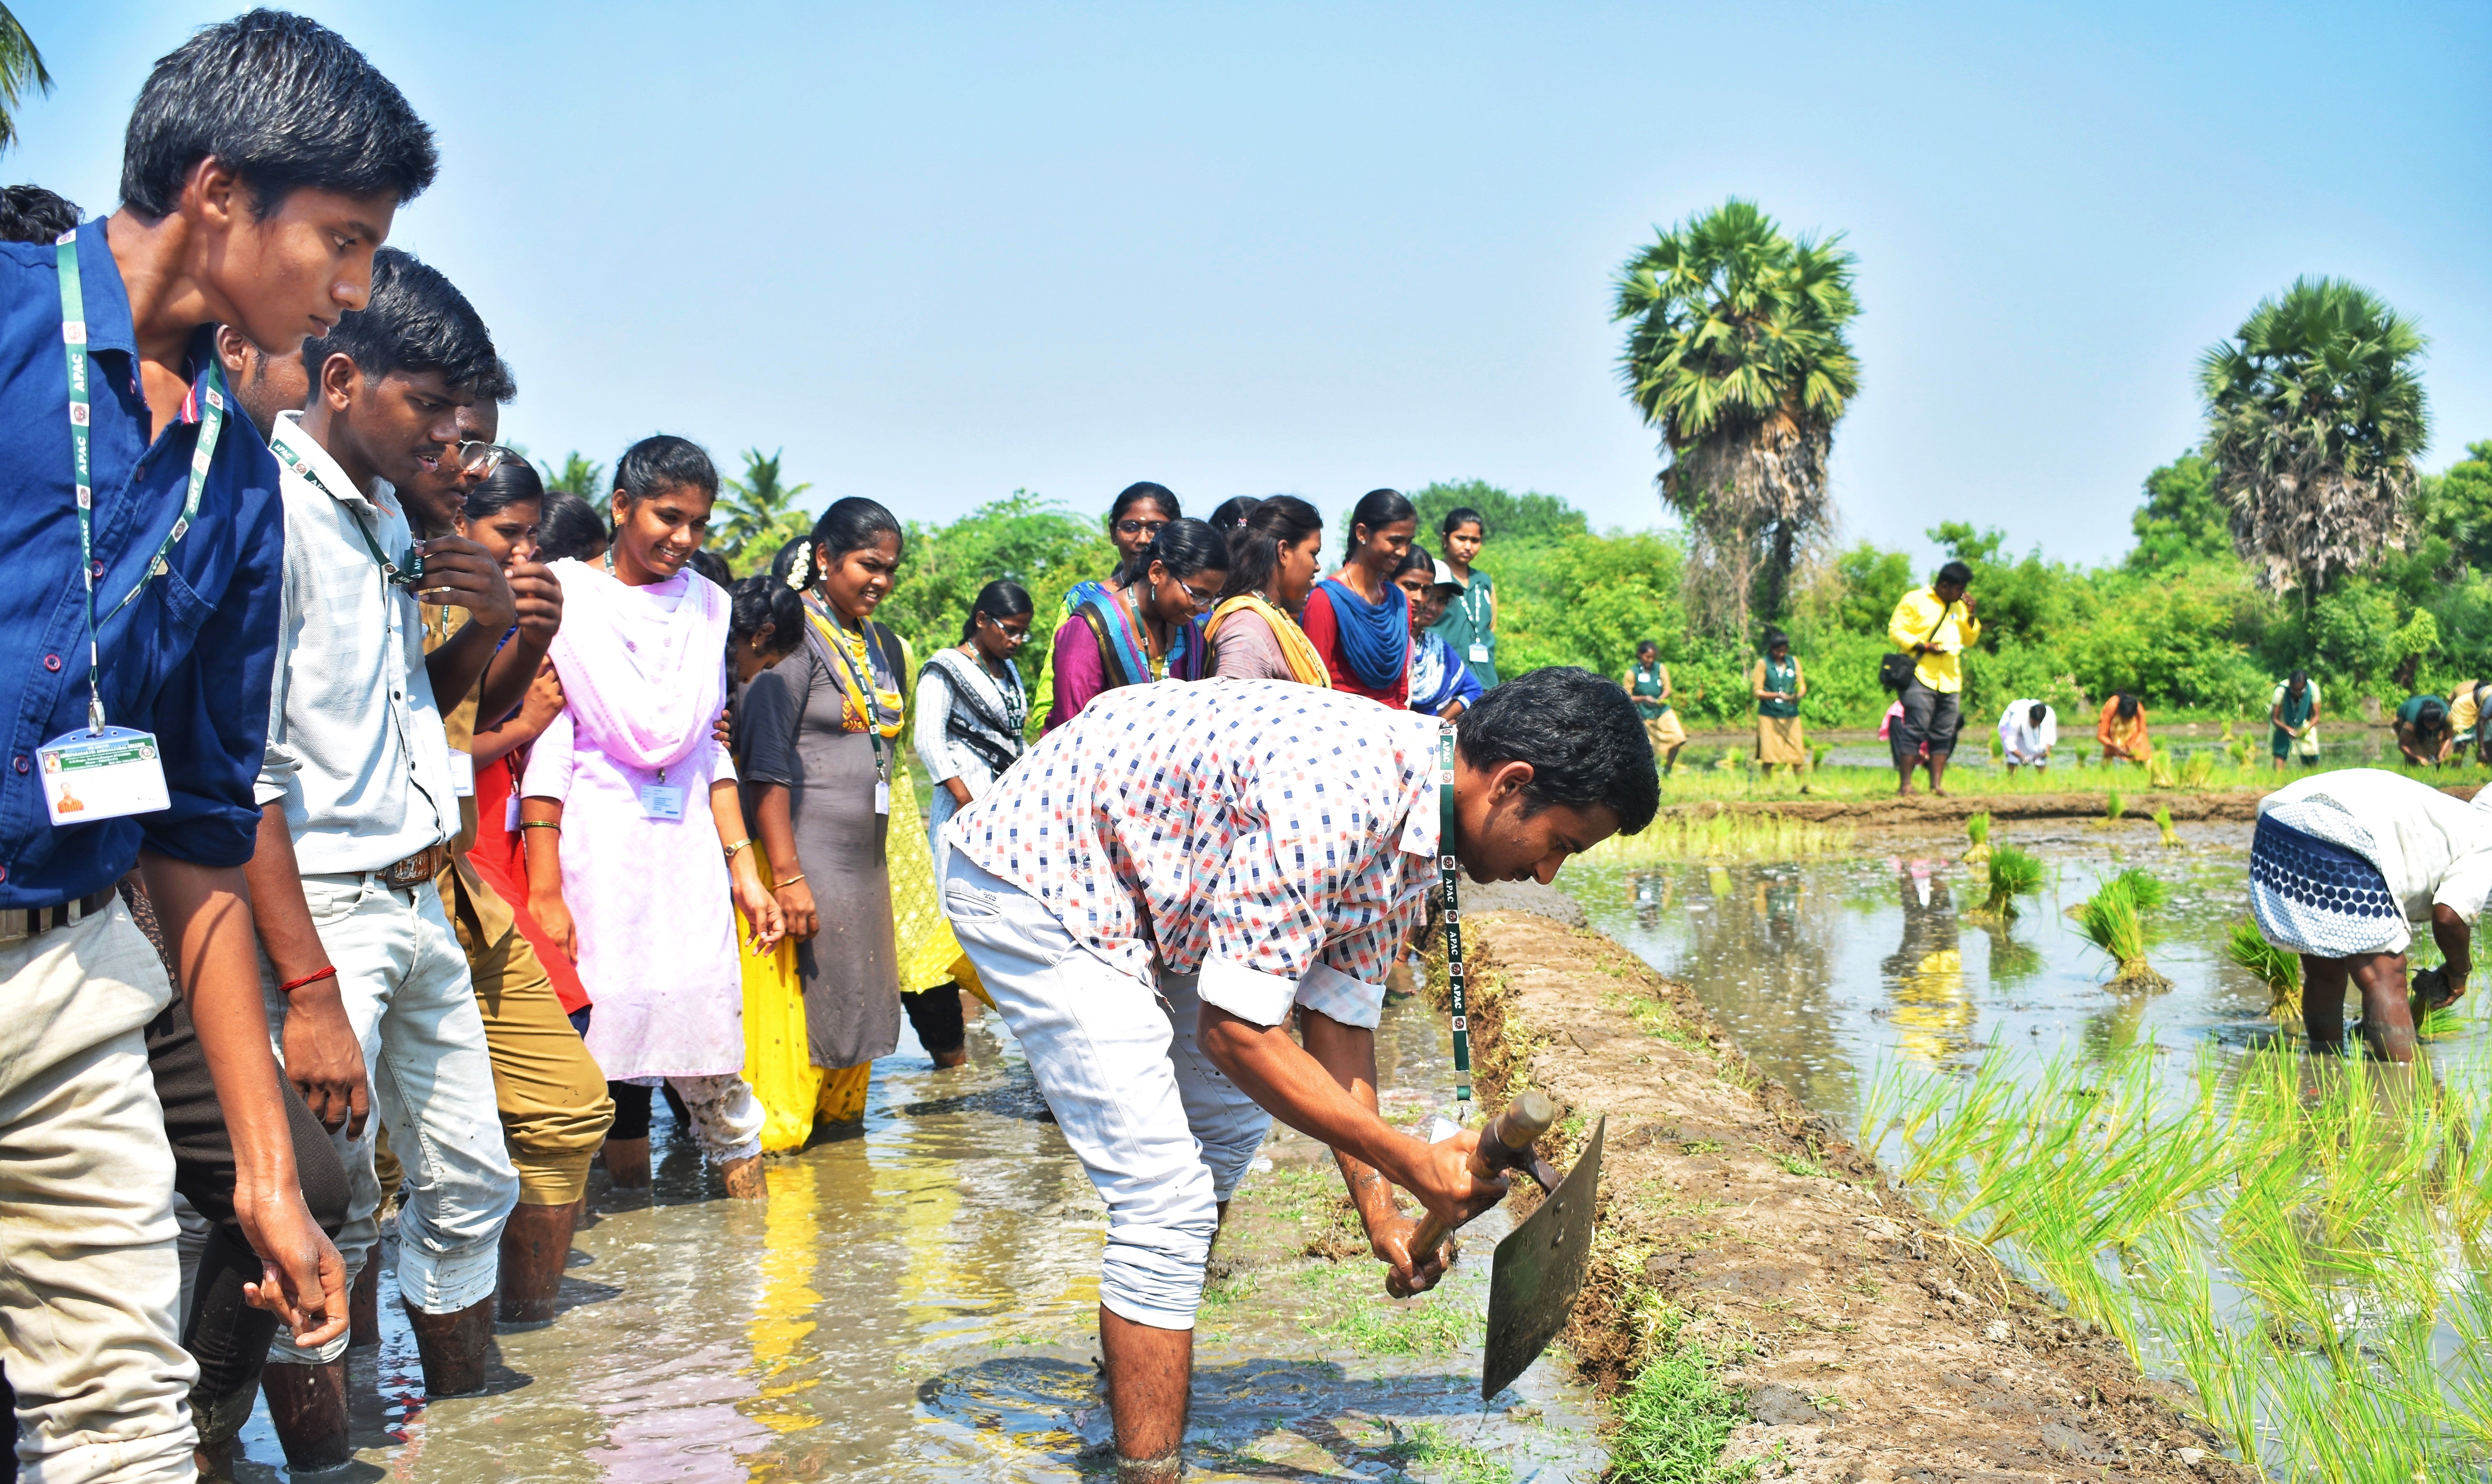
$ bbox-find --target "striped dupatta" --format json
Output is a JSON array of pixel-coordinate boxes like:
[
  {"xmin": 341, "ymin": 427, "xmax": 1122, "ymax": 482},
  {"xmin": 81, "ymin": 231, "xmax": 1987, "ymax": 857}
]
[
  {"xmin": 1073, "ymin": 585, "xmax": 1206, "ymax": 688},
  {"xmin": 1205, "ymin": 594, "xmax": 1331, "ymax": 688}
]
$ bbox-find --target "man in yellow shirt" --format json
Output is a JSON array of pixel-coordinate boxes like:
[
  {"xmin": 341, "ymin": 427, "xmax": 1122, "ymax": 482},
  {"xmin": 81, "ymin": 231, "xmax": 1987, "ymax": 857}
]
[{"xmin": 1886, "ymin": 561, "xmax": 1980, "ymax": 796}]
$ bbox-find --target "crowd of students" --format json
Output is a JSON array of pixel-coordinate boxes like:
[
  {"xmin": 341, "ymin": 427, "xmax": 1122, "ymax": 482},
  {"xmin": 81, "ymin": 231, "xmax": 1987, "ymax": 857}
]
[{"xmin": 0, "ymin": 14, "xmax": 1628, "ymax": 1482}]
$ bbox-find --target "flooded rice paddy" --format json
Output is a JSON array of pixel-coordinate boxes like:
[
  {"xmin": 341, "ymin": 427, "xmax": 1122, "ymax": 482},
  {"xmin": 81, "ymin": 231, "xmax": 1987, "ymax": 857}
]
[{"xmin": 216, "ymin": 994, "xmax": 1606, "ymax": 1482}]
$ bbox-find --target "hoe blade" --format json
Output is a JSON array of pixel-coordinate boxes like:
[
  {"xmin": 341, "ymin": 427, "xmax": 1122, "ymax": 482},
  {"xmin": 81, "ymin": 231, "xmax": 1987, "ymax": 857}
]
[{"xmin": 1481, "ymin": 1116, "xmax": 1604, "ymax": 1402}]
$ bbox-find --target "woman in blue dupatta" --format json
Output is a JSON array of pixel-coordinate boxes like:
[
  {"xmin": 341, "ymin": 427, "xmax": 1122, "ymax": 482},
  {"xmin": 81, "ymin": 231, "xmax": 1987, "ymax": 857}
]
[
  {"xmin": 1043, "ymin": 519, "xmax": 1228, "ymax": 731},
  {"xmin": 1301, "ymin": 487, "xmax": 1418, "ymax": 707},
  {"xmin": 1395, "ymin": 547, "xmax": 1483, "ymax": 719}
]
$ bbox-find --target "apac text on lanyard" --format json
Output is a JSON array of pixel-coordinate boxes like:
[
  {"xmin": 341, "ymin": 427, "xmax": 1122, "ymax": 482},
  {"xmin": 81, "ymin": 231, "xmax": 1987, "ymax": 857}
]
[
  {"xmin": 1438, "ymin": 727, "xmax": 1472, "ymax": 1102},
  {"xmin": 39, "ymin": 229, "xmax": 227, "ymax": 828}
]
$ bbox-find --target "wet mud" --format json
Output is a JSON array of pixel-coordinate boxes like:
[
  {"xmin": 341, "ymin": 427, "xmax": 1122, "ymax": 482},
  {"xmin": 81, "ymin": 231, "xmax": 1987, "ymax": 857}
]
[{"xmin": 1450, "ymin": 905, "xmax": 2252, "ymax": 1482}]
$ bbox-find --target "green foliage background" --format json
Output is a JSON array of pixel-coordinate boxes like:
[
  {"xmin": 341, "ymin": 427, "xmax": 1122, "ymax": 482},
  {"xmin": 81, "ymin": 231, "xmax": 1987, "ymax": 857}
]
[{"xmin": 709, "ymin": 443, "xmax": 2492, "ymax": 734}]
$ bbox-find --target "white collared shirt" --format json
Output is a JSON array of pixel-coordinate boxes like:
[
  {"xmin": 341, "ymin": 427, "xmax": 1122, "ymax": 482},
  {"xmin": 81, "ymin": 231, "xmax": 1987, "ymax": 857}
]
[
  {"xmin": 1998, "ymin": 699, "xmax": 2057, "ymax": 761},
  {"xmin": 254, "ymin": 411, "xmax": 457, "ymax": 874}
]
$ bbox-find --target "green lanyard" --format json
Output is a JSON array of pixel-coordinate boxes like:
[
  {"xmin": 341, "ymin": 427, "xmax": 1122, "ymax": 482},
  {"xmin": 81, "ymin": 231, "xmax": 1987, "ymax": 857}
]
[
  {"xmin": 1439, "ymin": 727, "xmax": 1471, "ymax": 1102},
  {"xmin": 267, "ymin": 427, "xmax": 421, "ymax": 588},
  {"xmin": 57, "ymin": 230, "xmax": 228, "ymax": 733}
]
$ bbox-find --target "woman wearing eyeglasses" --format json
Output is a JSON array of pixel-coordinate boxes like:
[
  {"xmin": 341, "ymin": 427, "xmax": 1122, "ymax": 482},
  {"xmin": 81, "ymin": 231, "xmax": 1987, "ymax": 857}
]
[
  {"xmin": 1030, "ymin": 482, "xmax": 1181, "ymax": 729},
  {"xmin": 1042, "ymin": 519, "xmax": 1229, "ymax": 732},
  {"xmin": 915, "ymin": 580, "xmax": 1034, "ymax": 886}
]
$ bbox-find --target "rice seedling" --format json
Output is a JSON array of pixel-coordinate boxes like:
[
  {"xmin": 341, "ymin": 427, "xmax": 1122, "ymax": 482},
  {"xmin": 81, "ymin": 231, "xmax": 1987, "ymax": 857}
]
[
  {"xmin": 2227, "ymin": 918, "xmax": 2301, "ymax": 1021},
  {"xmin": 1974, "ymin": 845, "xmax": 2043, "ymax": 921},
  {"xmin": 1963, "ymin": 811, "xmax": 1991, "ymax": 864},
  {"xmin": 2073, "ymin": 877, "xmax": 2169, "ymax": 989},
  {"xmin": 2220, "ymin": 718, "xmax": 2237, "ymax": 742},
  {"xmin": 1809, "ymin": 743, "xmax": 1832, "ymax": 771},
  {"xmin": 1586, "ymin": 811, "xmax": 1856, "ymax": 864},
  {"xmin": 1714, "ymin": 746, "xmax": 1742, "ymax": 771},
  {"xmin": 2105, "ymin": 789, "xmax": 2125, "ymax": 821},
  {"xmin": 2181, "ymin": 752, "xmax": 2214, "ymax": 789},
  {"xmin": 2107, "ymin": 866, "xmax": 2169, "ymax": 912},
  {"xmin": 2147, "ymin": 754, "xmax": 2179, "ymax": 789},
  {"xmin": 2153, "ymin": 805, "xmax": 2179, "ymax": 846}
]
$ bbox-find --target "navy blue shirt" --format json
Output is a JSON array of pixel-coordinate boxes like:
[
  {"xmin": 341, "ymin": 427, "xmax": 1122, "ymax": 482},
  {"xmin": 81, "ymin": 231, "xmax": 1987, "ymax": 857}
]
[{"xmin": 0, "ymin": 221, "xmax": 285, "ymax": 909}]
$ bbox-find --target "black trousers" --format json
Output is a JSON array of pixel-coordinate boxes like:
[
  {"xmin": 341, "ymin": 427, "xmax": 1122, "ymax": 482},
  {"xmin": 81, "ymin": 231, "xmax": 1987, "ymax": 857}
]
[{"xmin": 1892, "ymin": 676, "xmax": 1963, "ymax": 766}]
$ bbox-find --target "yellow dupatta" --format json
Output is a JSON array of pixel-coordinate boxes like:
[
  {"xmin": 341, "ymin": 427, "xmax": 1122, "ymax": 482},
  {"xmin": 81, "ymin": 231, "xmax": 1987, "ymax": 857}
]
[{"xmin": 1205, "ymin": 594, "xmax": 1332, "ymax": 688}]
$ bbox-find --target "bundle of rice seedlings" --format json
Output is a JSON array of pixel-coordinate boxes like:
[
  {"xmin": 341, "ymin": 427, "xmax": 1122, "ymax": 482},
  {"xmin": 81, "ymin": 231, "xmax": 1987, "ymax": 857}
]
[
  {"xmin": 1809, "ymin": 743, "xmax": 1832, "ymax": 770},
  {"xmin": 2108, "ymin": 866, "xmax": 2169, "ymax": 911},
  {"xmin": 2220, "ymin": 718, "xmax": 2237, "ymax": 743},
  {"xmin": 2147, "ymin": 754, "xmax": 2178, "ymax": 789},
  {"xmin": 2075, "ymin": 877, "xmax": 2169, "ymax": 989},
  {"xmin": 1963, "ymin": 811, "xmax": 1992, "ymax": 863},
  {"xmin": 2227, "ymin": 918, "xmax": 2300, "ymax": 1021},
  {"xmin": 2181, "ymin": 753, "xmax": 2214, "ymax": 789},
  {"xmin": 1715, "ymin": 746, "xmax": 1742, "ymax": 771},
  {"xmin": 1979, "ymin": 844, "xmax": 2043, "ymax": 920},
  {"xmin": 2105, "ymin": 789, "xmax": 2125, "ymax": 822},
  {"xmin": 2154, "ymin": 805, "xmax": 2179, "ymax": 846}
]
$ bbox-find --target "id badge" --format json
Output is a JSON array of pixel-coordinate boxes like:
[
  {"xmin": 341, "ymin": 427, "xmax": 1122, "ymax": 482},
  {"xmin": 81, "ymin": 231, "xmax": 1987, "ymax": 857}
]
[
  {"xmin": 504, "ymin": 794, "xmax": 521, "ymax": 832},
  {"xmin": 447, "ymin": 749, "xmax": 475, "ymax": 797},
  {"xmin": 874, "ymin": 778, "xmax": 891, "ymax": 816},
  {"xmin": 37, "ymin": 726, "xmax": 171, "ymax": 827},
  {"xmin": 638, "ymin": 783, "xmax": 686, "ymax": 821},
  {"xmin": 1468, "ymin": 643, "xmax": 1490, "ymax": 663}
]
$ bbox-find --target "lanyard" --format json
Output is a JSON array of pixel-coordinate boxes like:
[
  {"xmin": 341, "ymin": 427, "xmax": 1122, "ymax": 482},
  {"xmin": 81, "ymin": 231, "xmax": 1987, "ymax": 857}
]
[
  {"xmin": 809, "ymin": 594, "xmax": 891, "ymax": 781},
  {"xmin": 1459, "ymin": 577, "xmax": 1489, "ymax": 634},
  {"xmin": 1439, "ymin": 727, "xmax": 1471, "ymax": 1102},
  {"xmin": 58, "ymin": 230, "xmax": 228, "ymax": 733},
  {"xmin": 267, "ymin": 427, "xmax": 420, "ymax": 588}
]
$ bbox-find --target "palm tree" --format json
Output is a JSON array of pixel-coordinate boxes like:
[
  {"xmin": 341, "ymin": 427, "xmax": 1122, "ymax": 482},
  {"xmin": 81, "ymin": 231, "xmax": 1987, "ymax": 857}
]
[
  {"xmin": 2202, "ymin": 277, "xmax": 2428, "ymax": 599},
  {"xmin": 0, "ymin": 4, "xmax": 54, "ymax": 155},
  {"xmin": 1613, "ymin": 198, "xmax": 1860, "ymax": 636},
  {"xmin": 715, "ymin": 448, "xmax": 816, "ymax": 570},
  {"xmin": 538, "ymin": 452, "xmax": 607, "ymax": 500}
]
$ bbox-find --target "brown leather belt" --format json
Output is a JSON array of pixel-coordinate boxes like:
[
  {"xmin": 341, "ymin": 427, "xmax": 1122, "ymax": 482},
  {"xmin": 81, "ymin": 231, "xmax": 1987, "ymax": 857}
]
[
  {"xmin": 376, "ymin": 844, "xmax": 450, "ymax": 889},
  {"xmin": 0, "ymin": 888, "xmax": 117, "ymax": 945}
]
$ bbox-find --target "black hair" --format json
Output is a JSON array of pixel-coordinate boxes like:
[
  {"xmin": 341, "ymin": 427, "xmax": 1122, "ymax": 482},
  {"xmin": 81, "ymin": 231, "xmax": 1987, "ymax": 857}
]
[
  {"xmin": 2115, "ymin": 693, "xmax": 2140, "ymax": 719},
  {"xmin": 811, "ymin": 496, "xmax": 902, "ymax": 561},
  {"xmin": 616, "ymin": 434, "xmax": 719, "ymax": 503},
  {"xmin": 461, "ymin": 458, "xmax": 543, "ymax": 524},
  {"xmin": 534, "ymin": 492, "xmax": 610, "ymax": 562},
  {"xmin": 1218, "ymin": 494, "xmax": 1324, "ymax": 601},
  {"xmin": 1393, "ymin": 544, "xmax": 1437, "ymax": 582},
  {"xmin": 1455, "ymin": 667, "xmax": 1659, "ymax": 834},
  {"xmin": 1130, "ymin": 518, "xmax": 1226, "ymax": 586},
  {"xmin": 688, "ymin": 550, "xmax": 732, "ymax": 590},
  {"xmin": 1764, "ymin": 629, "xmax": 1791, "ymax": 651},
  {"xmin": 2289, "ymin": 669, "xmax": 2308, "ymax": 686},
  {"xmin": 1344, "ymin": 487, "xmax": 1418, "ymax": 562},
  {"xmin": 1109, "ymin": 481, "xmax": 1181, "ymax": 525},
  {"xmin": 299, "ymin": 247, "xmax": 500, "ymax": 394},
  {"xmin": 768, "ymin": 535, "xmax": 810, "ymax": 589},
  {"xmin": 0, "ymin": 184, "xmax": 80, "ymax": 243},
  {"xmin": 1441, "ymin": 506, "xmax": 1486, "ymax": 540},
  {"xmin": 2028, "ymin": 702, "xmax": 2048, "ymax": 726},
  {"xmin": 1635, "ymin": 638, "xmax": 1659, "ymax": 657},
  {"xmin": 1936, "ymin": 560, "xmax": 1974, "ymax": 589},
  {"xmin": 728, "ymin": 574, "xmax": 803, "ymax": 659},
  {"xmin": 2419, "ymin": 697, "xmax": 2447, "ymax": 727},
  {"xmin": 961, "ymin": 580, "xmax": 1035, "ymax": 642},
  {"xmin": 120, "ymin": 10, "xmax": 437, "ymax": 220},
  {"xmin": 1208, "ymin": 495, "xmax": 1261, "ymax": 535}
]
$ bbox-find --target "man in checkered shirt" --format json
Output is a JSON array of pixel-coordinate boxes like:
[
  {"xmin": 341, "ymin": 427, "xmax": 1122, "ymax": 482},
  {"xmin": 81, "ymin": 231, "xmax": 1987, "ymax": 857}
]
[{"xmin": 944, "ymin": 666, "xmax": 1657, "ymax": 1483}]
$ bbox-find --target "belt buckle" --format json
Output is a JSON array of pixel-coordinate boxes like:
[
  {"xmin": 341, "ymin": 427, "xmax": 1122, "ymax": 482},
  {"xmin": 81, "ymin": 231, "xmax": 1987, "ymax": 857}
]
[{"xmin": 381, "ymin": 851, "xmax": 429, "ymax": 888}]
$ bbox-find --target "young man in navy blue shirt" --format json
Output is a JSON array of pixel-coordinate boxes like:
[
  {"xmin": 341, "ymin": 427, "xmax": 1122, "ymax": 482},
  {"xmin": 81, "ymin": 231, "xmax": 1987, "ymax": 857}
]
[{"xmin": 0, "ymin": 14, "xmax": 435, "ymax": 1479}]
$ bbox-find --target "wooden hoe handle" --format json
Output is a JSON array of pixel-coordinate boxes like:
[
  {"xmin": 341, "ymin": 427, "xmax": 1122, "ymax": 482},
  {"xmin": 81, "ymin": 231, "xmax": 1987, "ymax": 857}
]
[{"xmin": 1385, "ymin": 1090, "xmax": 1558, "ymax": 1298}]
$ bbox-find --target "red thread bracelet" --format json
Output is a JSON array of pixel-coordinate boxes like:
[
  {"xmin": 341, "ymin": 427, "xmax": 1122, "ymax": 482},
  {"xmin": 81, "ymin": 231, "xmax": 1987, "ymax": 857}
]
[{"xmin": 279, "ymin": 966, "xmax": 338, "ymax": 994}]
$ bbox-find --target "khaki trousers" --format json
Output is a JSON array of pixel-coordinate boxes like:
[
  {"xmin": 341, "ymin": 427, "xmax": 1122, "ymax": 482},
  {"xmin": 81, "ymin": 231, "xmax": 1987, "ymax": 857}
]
[
  {"xmin": 0, "ymin": 905, "xmax": 195, "ymax": 1483},
  {"xmin": 449, "ymin": 905, "xmax": 613, "ymax": 1207}
]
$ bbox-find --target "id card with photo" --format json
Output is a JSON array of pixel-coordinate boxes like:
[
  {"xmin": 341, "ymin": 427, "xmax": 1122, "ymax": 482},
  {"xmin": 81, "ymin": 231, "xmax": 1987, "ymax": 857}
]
[
  {"xmin": 638, "ymin": 782, "xmax": 686, "ymax": 821},
  {"xmin": 37, "ymin": 726, "xmax": 171, "ymax": 827}
]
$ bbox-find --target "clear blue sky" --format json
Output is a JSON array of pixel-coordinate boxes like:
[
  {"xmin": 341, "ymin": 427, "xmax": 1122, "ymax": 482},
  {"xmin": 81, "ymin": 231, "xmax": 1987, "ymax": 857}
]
[{"xmin": 15, "ymin": 2, "xmax": 2489, "ymax": 568}]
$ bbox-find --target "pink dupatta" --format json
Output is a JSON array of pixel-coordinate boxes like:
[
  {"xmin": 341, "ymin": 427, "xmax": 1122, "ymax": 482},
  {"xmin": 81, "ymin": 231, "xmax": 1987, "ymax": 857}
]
[{"xmin": 545, "ymin": 559, "xmax": 728, "ymax": 770}]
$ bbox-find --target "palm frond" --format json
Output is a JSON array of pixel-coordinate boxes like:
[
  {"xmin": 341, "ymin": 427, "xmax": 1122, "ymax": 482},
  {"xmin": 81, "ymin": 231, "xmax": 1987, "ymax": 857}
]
[{"xmin": 0, "ymin": 3, "xmax": 56, "ymax": 156}]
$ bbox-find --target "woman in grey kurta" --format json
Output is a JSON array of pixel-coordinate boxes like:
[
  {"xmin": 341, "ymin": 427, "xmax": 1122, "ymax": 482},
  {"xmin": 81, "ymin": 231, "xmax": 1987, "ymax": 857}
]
[{"xmin": 736, "ymin": 565, "xmax": 905, "ymax": 1073}]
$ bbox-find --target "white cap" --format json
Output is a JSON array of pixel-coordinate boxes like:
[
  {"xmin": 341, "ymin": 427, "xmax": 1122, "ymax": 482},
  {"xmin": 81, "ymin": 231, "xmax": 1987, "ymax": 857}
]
[{"xmin": 1431, "ymin": 558, "xmax": 1466, "ymax": 588}]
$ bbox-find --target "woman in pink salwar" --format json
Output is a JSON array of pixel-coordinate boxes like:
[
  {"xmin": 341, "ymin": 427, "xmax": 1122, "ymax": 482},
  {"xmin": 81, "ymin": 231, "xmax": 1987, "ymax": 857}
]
[{"xmin": 520, "ymin": 437, "xmax": 784, "ymax": 1198}]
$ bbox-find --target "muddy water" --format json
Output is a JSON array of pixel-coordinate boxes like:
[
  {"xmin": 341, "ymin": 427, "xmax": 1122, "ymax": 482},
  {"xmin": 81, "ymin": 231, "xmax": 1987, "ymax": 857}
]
[
  {"xmin": 1560, "ymin": 818, "xmax": 2492, "ymax": 1119},
  {"xmin": 216, "ymin": 997, "xmax": 1606, "ymax": 1482}
]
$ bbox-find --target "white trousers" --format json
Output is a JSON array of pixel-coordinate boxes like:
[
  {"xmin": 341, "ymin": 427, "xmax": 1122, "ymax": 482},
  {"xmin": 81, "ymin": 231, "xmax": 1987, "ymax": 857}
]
[
  {"xmin": 263, "ymin": 875, "xmax": 518, "ymax": 1361},
  {"xmin": 0, "ymin": 904, "xmax": 196, "ymax": 1484},
  {"xmin": 942, "ymin": 856, "xmax": 1269, "ymax": 1330}
]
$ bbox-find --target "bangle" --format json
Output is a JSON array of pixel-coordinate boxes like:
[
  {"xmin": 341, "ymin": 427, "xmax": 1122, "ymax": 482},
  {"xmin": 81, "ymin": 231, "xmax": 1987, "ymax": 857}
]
[
  {"xmin": 774, "ymin": 873, "xmax": 806, "ymax": 888},
  {"xmin": 279, "ymin": 966, "xmax": 338, "ymax": 994},
  {"xmin": 516, "ymin": 820, "xmax": 561, "ymax": 833}
]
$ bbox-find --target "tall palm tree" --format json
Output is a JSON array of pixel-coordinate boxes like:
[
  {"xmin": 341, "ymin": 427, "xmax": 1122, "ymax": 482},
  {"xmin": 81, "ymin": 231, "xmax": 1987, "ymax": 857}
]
[
  {"xmin": 538, "ymin": 451, "xmax": 607, "ymax": 500},
  {"xmin": 1613, "ymin": 198, "xmax": 1860, "ymax": 636},
  {"xmin": 0, "ymin": 4, "xmax": 54, "ymax": 155},
  {"xmin": 2201, "ymin": 277, "xmax": 2428, "ymax": 600},
  {"xmin": 716, "ymin": 448, "xmax": 815, "ymax": 570}
]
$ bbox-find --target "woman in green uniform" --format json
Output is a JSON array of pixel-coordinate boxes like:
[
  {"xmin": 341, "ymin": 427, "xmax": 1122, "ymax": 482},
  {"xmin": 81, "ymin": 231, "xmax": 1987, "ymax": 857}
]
[{"xmin": 1624, "ymin": 639, "xmax": 1686, "ymax": 774}]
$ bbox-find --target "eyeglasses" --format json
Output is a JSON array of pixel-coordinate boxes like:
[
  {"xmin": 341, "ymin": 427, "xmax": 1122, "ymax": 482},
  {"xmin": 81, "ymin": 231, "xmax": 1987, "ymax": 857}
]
[
  {"xmin": 1175, "ymin": 577, "xmax": 1221, "ymax": 611},
  {"xmin": 446, "ymin": 441, "xmax": 512, "ymax": 478},
  {"xmin": 1114, "ymin": 519, "xmax": 1169, "ymax": 538}
]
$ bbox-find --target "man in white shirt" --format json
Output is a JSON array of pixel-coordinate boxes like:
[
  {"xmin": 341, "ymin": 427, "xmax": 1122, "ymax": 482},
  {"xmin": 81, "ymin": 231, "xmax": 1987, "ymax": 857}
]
[
  {"xmin": 2250, "ymin": 768, "xmax": 2489, "ymax": 1062},
  {"xmin": 245, "ymin": 250, "xmax": 522, "ymax": 1467},
  {"xmin": 1997, "ymin": 699, "xmax": 2057, "ymax": 773}
]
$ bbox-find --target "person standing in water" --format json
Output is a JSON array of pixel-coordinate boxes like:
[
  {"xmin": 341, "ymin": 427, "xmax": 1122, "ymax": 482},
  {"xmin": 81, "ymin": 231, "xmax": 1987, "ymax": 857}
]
[
  {"xmin": 520, "ymin": 436, "xmax": 782, "ymax": 1197},
  {"xmin": 1750, "ymin": 630, "xmax": 1808, "ymax": 779},
  {"xmin": 1302, "ymin": 489, "xmax": 1418, "ymax": 708},
  {"xmin": 1622, "ymin": 640, "xmax": 1687, "ymax": 774},
  {"xmin": 1428, "ymin": 506, "xmax": 1499, "ymax": 688},
  {"xmin": 1207, "ymin": 496, "xmax": 1330, "ymax": 686}
]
